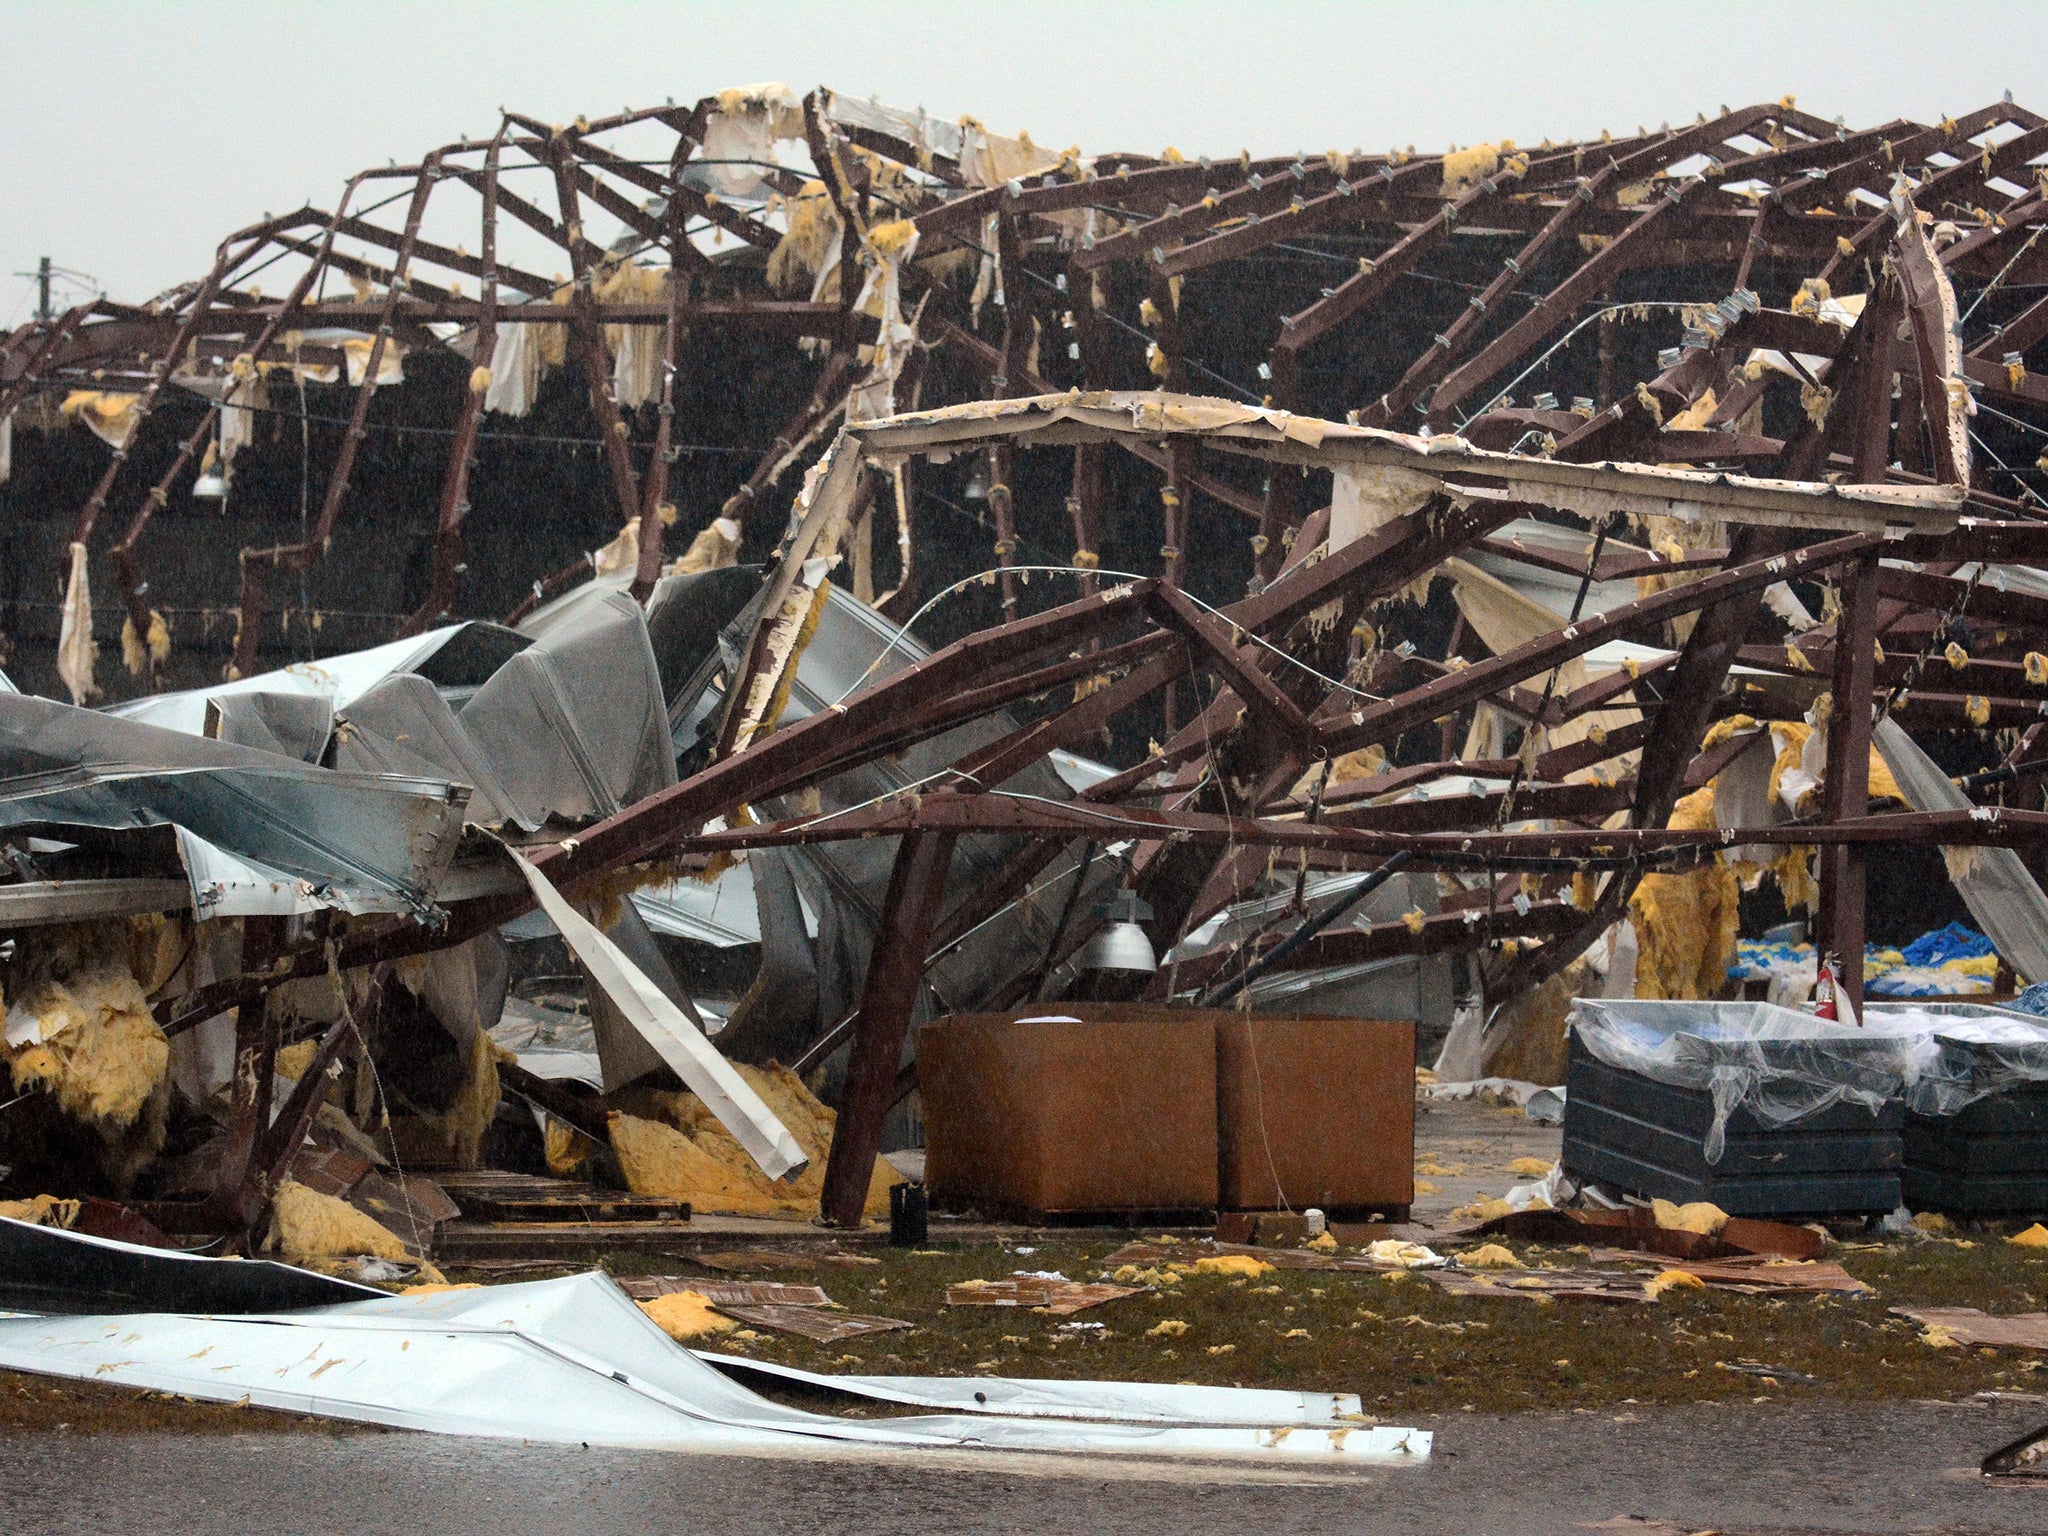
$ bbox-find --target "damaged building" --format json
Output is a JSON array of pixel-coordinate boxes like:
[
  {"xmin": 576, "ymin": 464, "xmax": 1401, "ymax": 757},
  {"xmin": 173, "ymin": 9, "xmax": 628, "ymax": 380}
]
[{"xmin": 0, "ymin": 85, "xmax": 2047, "ymax": 1455}]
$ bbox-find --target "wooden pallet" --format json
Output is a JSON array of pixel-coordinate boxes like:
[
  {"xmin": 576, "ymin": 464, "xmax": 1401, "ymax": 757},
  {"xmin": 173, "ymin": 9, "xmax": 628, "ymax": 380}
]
[
  {"xmin": 435, "ymin": 1170, "xmax": 689, "ymax": 1225},
  {"xmin": 437, "ymin": 1219, "xmax": 698, "ymax": 1261}
]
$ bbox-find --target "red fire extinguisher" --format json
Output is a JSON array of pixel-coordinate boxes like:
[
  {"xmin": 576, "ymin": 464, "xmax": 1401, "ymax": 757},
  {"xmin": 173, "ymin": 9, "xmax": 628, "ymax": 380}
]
[{"xmin": 1814, "ymin": 953, "xmax": 1840, "ymax": 1020}]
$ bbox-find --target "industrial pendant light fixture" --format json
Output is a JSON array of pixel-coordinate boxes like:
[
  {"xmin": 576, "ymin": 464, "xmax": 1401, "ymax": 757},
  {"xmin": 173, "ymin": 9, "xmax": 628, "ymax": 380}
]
[{"xmin": 1077, "ymin": 887, "xmax": 1157, "ymax": 974}]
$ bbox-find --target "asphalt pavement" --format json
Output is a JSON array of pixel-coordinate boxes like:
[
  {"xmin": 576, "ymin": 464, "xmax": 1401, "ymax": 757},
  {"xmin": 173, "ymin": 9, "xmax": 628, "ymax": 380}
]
[{"xmin": 6, "ymin": 1396, "xmax": 2045, "ymax": 1535}]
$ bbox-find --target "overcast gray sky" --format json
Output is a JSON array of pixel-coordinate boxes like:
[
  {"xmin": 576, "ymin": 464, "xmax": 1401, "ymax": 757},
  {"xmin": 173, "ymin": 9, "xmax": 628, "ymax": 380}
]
[{"xmin": 4, "ymin": 0, "xmax": 2041, "ymax": 317}]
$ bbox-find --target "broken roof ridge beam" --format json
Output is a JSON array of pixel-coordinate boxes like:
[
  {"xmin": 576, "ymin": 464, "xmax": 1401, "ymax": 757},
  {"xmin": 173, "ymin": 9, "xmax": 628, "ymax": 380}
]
[
  {"xmin": 1321, "ymin": 529, "xmax": 1887, "ymax": 759},
  {"xmin": 935, "ymin": 323, "xmax": 1267, "ymax": 520}
]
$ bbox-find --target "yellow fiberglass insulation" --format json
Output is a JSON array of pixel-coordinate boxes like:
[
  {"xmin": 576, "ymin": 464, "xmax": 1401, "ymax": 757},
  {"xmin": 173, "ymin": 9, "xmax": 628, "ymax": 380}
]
[
  {"xmin": 765, "ymin": 179, "xmax": 842, "ymax": 296},
  {"xmin": 1644, "ymin": 1269, "xmax": 1706, "ymax": 1300},
  {"xmin": 1193, "ymin": 1253, "xmax": 1274, "ymax": 1278},
  {"xmin": 1439, "ymin": 142, "xmax": 1501, "ymax": 197},
  {"xmin": 407, "ymin": 1030, "xmax": 503, "ymax": 1171},
  {"xmin": 2, "ymin": 963, "xmax": 169, "ymax": 1130},
  {"xmin": 0, "ymin": 1194, "xmax": 80, "ymax": 1228},
  {"xmin": 638, "ymin": 1291, "xmax": 738, "ymax": 1342},
  {"xmin": 609, "ymin": 1062, "xmax": 903, "ymax": 1221},
  {"xmin": 1629, "ymin": 787, "xmax": 1739, "ymax": 1001},
  {"xmin": 1480, "ymin": 957, "xmax": 1593, "ymax": 1087},
  {"xmin": 119, "ymin": 610, "xmax": 171, "ymax": 676},
  {"xmin": 266, "ymin": 1178, "xmax": 408, "ymax": 1262},
  {"xmin": 1652, "ymin": 1197, "xmax": 1729, "ymax": 1235},
  {"xmin": 544, "ymin": 1114, "xmax": 593, "ymax": 1178},
  {"xmin": 274, "ymin": 1037, "xmax": 322, "ymax": 1083},
  {"xmin": 1461, "ymin": 1243, "xmax": 1524, "ymax": 1269},
  {"xmin": 609, "ymin": 1110, "xmax": 784, "ymax": 1214}
]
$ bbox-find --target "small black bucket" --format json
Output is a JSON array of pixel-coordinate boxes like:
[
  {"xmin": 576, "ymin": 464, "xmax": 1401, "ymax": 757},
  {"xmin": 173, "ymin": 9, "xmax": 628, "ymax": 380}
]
[{"xmin": 889, "ymin": 1181, "xmax": 928, "ymax": 1247}]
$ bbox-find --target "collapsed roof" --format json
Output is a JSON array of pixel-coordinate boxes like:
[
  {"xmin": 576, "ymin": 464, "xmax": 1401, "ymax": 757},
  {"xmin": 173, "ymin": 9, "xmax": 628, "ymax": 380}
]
[{"xmin": 2, "ymin": 86, "xmax": 2048, "ymax": 1231}]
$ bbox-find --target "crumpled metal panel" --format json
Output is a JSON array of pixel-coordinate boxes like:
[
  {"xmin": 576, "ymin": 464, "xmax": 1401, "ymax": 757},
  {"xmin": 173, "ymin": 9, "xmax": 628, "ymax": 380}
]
[
  {"xmin": 0, "ymin": 692, "xmax": 467, "ymax": 914},
  {"xmin": 0, "ymin": 1269, "xmax": 1430, "ymax": 1460},
  {"xmin": 335, "ymin": 672, "xmax": 520, "ymax": 828},
  {"xmin": 462, "ymin": 590, "xmax": 676, "ymax": 828},
  {"xmin": 754, "ymin": 589, "xmax": 1113, "ymax": 1040},
  {"xmin": 104, "ymin": 622, "xmax": 529, "ymax": 736}
]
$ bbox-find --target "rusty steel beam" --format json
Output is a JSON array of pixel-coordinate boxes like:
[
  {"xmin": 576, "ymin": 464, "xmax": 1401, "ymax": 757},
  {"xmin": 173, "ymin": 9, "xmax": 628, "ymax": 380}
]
[
  {"xmin": 230, "ymin": 155, "xmax": 442, "ymax": 677},
  {"xmin": 400, "ymin": 128, "xmax": 508, "ymax": 638},
  {"xmin": 819, "ymin": 828, "xmax": 956, "ymax": 1226}
]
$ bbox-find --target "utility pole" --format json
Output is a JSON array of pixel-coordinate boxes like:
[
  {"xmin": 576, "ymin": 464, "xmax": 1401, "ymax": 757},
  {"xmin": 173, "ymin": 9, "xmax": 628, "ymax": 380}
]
[{"xmin": 36, "ymin": 257, "xmax": 50, "ymax": 322}]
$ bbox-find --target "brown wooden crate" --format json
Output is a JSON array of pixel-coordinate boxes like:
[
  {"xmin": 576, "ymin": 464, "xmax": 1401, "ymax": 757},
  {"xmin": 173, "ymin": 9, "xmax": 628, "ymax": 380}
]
[
  {"xmin": 918, "ymin": 1011, "xmax": 1218, "ymax": 1217},
  {"xmin": 1214, "ymin": 1015, "xmax": 1414, "ymax": 1212}
]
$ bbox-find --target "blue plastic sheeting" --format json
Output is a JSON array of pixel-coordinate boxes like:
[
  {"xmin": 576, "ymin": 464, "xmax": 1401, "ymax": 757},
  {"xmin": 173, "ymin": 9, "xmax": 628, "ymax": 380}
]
[
  {"xmin": 1899, "ymin": 923, "xmax": 1996, "ymax": 969},
  {"xmin": 2009, "ymin": 983, "xmax": 2048, "ymax": 1019}
]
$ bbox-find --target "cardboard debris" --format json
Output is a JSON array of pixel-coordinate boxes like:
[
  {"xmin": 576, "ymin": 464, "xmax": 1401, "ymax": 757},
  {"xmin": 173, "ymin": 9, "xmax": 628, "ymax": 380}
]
[
  {"xmin": 620, "ymin": 1277, "xmax": 831, "ymax": 1307},
  {"xmin": 691, "ymin": 1247, "xmax": 883, "ymax": 1272},
  {"xmin": 1891, "ymin": 1308, "xmax": 2048, "ymax": 1350},
  {"xmin": 717, "ymin": 1304, "xmax": 914, "ymax": 1342},
  {"xmin": 947, "ymin": 1277, "xmax": 1146, "ymax": 1315},
  {"xmin": 1453, "ymin": 1205, "xmax": 1827, "ymax": 1262},
  {"xmin": 1596, "ymin": 1254, "xmax": 1871, "ymax": 1296}
]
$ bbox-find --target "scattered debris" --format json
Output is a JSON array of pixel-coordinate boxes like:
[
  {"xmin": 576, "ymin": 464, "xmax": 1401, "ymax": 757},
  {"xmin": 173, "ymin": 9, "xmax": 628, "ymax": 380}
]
[
  {"xmin": 717, "ymin": 1304, "xmax": 915, "ymax": 1343},
  {"xmin": 0, "ymin": 1269, "xmax": 1427, "ymax": 1459},
  {"xmin": 1716, "ymin": 1359, "xmax": 1818, "ymax": 1385},
  {"xmin": 1983, "ymin": 1417, "xmax": 2048, "ymax": 1478},
  {"xmin": 1894, "ymin": 1308, "xmax": 2048, "ymax": 1351},
  {"xmin": 946, "ymin": 1277, "xmax": 1146, "ymax": 1315}
]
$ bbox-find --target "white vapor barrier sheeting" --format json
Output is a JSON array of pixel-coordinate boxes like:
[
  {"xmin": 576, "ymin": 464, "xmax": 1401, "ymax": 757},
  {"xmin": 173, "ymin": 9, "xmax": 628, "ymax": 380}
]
[
  {"xmin": 0, "ymin": 1275, "xmax": 1429, "ymax": 1462},
  {"xmin": 505, "ymin": 845, "xmax": 806, "ymax": 1180},
  {"xmin": 697, "ymin": 1353, "xmax": 1366, "ymax": 1426}
]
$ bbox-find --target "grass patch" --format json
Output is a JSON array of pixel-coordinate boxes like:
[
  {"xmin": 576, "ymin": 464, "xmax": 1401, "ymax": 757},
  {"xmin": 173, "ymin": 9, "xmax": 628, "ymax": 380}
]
[
  {"xmin": 653, "ymin": 1231, "xmax": 2048, "ymax": 1416},
  {"xmin": 12, "ymin": 1228, "xmax": 2048, "ymax": 1433}
]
